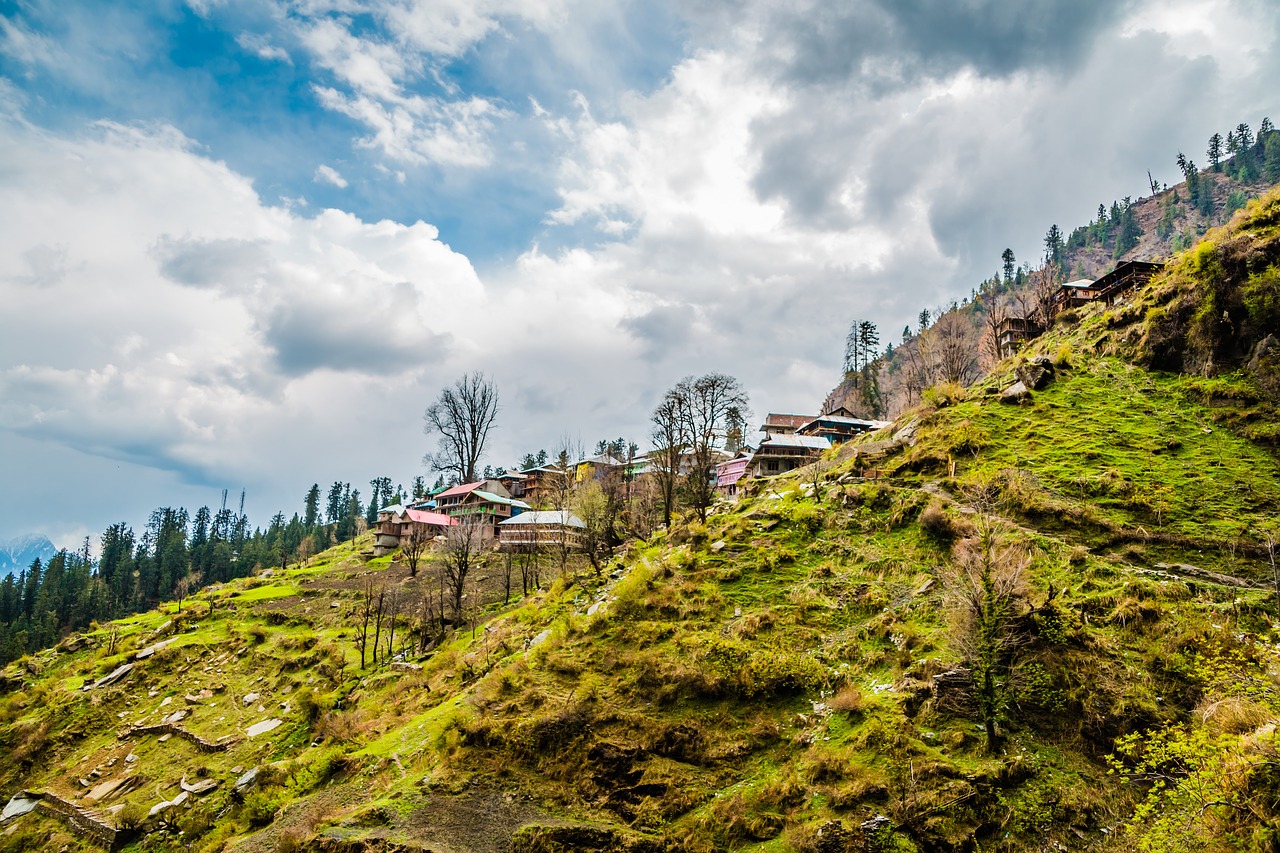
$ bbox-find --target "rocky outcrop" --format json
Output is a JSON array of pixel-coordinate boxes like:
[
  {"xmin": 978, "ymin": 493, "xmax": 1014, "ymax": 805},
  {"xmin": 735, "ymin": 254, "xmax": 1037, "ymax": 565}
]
[
  {"xmin": 1016, "ymin": 355, "xmax": 1055, "ymax": 390},
  {"xmin": 999, "ymin": 381, "xmax": 1031, "ymax": 404}
]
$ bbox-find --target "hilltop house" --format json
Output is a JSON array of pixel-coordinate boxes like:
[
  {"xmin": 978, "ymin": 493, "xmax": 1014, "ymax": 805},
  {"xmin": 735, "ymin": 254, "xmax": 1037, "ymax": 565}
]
[
  {"xmin": 1051, "ymin": 278, "xmax": 1100, "ymax": 316},
  {"xmin": 1093, "ymin": 260, "xmax": 1164, "ymax": 306},
  {"xmin": 431, "ymin": 480, "xmax": 531, "ymax": 541},
  {"xmin": 497, "ymin": 510, "xmax": 585, "ymax": 550},
  {"xmin": 749, "ymin": 433, "xmax": 831, "ymax": 478},
  {"xmin": 371, "ymin": 506, "xmax": 457, "ymax": 556},
  {"xmin": 760, "ymin": 413, "xmax": 815, "ymax": 436},
  {"xmin": 994, "ymin": 315, "xmax": 1043, "ymax": 359},
  {"xmin": 796, "ymin": 408, "xmax": 891, "ymax": 444},
  {"xmin": 715, "ymin": 452, "xmax": 752, "ymax": 497}
]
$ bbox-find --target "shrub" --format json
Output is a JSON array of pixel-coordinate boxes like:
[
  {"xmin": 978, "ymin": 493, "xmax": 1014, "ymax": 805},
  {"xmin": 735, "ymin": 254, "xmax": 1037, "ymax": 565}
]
[
  {"xmin": 919, "ymin": 501, "xmax": 963, "ymax": 543},
  {"xmin": 827, "ymin": 683, "xmax": 867, "ymax": 714}
]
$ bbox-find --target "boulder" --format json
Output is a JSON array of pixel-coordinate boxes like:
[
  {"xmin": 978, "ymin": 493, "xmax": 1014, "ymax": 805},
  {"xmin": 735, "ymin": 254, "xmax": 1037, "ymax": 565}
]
[
  {"xmin": 233, "ymin": 767, "xmax": 259, "ymax": 792},
  {"xmin": 1016, "ymin": 356, "xmax": 1055, "ymax": 390},
  {"xmin": 1, "ymin": 794, "xmax": 39, "ymax": 822},
  {"xmin": 180, "ymin": 776, "xmax": 219, "ymax": 795},
  {"xmin": 245, "ymin": 718, "xmax": 282, "ymax": 738},
  {"xmin": 999, "ymin": 381, "xmax": 1031, "ymax": 404}
]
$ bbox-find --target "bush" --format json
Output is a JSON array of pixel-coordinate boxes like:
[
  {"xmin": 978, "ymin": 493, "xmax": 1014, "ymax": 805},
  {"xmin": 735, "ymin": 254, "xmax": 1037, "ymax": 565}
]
[{"xmin": 919, "ymin": 501, "xmax": 965, "ymax": 543}]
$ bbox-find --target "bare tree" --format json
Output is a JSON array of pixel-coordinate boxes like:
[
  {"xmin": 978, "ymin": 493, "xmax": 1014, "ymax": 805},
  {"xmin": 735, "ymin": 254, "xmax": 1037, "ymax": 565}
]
[
  {"xmin": 442, "ymin": 519, "xmax": 484, "ymax": 621},
  {"xmin": 424, "ymin": 372, "xmax": 500, "ymax": 484},
  {"xmin": 980, "ymin": 301, "xmax": 1010, "ymax": 368},
  {"xmin": 1029, "ymin": 260, "xmax": 1062, "ymax": 327},
  {"xmin": 384, "ymin": 589, "xmax": 401, "ymax": 661},
  {"xmin": 402, "ymin": 523, "xmax": 430, "ymax": 578},
  {"xmin": 372, "ymin": 587, "xmax": 387, "ymax": 665},
  {"xmin": 650, "ymin": 386, "xmax": 686, "ymax": 528},
  {"xmin": 930, "ymin": 310, "xmax": 979, "ymax": 386},
  {"xmin": 682, "ymin": 374, "xmax": 750, "ymax": 522},
  {"xmin": 573, "ymin": 480, "xmax": 610, "ymax": 574},
  {"xmin": 356, "ymin": 578, "xmax": 375, "ymax": 669},
  {"xmin": 174, "ymin": 572, "xmax": 201, "ymax": 613}
]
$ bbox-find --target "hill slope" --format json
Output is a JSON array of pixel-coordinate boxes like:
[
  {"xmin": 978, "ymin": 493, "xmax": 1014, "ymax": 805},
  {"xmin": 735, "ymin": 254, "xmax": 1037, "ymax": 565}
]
[{"xmin": 2, "ymin": 196, "xmax": 1280, "ymax": 853}]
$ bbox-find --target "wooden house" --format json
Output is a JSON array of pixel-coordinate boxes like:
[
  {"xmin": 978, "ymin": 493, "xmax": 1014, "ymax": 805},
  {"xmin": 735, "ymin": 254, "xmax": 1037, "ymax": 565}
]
[
  {"xmin": 1093, "ymin": 260, "xmax": 1164, "ymax": 306},
  {"xmin": 994, "ymin": 315, "xmax": 1043, "ymax": 359},
  {"xmin": 748, "ymin": 433, "xmax": 831, "ymax": 478},
  {"xmin": 498, "ymin": 510, "xmax": 585, "ymax": 550},
  {"xmin": 1051, "ymin": 279, "xmax": 1100, "ymax": 316},
  {"xmin": 715, "ymin": 453, "xmax": 752, "ymax": 497},
  {"xmin": 371, "ymin": 506, "xmax": 457, "ymax": 556},
  {"xmin": 434, "ymin": 480, "xmax": 531, "ymax": 540},
  {"xmin": 796, "ymin": 408, "xmax": 891, "ymax": 444}
]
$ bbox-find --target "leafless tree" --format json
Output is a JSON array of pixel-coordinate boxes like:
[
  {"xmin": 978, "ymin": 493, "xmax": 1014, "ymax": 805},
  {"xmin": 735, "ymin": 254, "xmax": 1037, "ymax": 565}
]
[
  {"xmin": 980, "ymin": 301, "xmax": 1010, "ymax": 368},
  {"xmin": 930, "ymin": 310, "xmax": 980, "ymax": 386},
  {"xmin": 402, "ymin": 523, "xmax": 430, "ymax": 578},
  {"xmin": 681, "ymin": 373, "xmax": 750, "ymax": 522},
  {"xmin": 356, "ymin": 578, "xmax": 376, "ymax": 669},
  {"xmin": 547, "ymin": 438, "xmax": 581, "ymax": 575},
  {"xmin": 383, "ymin": 589, "xmax": 400, "ymax": 661},
  {"xmin": 650, "ymin": 387, "xmax": 686, "ymax": 528},
  {"xmin": 442, "ymin": 519, "xmax": 484, "ymax": 621},
  {"xmin": 1030, "ymin": 260, "xmax": 1062, "ymax": 327},
  {"xmin": 573, "ymin": 480, "xmax": 610, "ymax": 574},
  {"xmin": 372, "ymin": 586, "xmax": 387, "ymax": 665},
  {"xmin": 424, "ymin": 371, "xmax": 500, "ymax": 484},
  {"xmin": 174, "ymin": 572, "xmax": 201, "ymax": 613}
]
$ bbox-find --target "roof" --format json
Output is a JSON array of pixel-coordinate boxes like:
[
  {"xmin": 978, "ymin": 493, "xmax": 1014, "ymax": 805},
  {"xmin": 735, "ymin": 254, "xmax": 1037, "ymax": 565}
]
[
  {"xmin": 762, "ymin": 413, "xmax": 814, "ymax": 429},
  {"xmin": 378, "ymin": 504, "xmax": 406, "ymax": 516},
  {"xmin": 580, "ymin": 453, "xmax": 625, "ymax": 466},
  {"xmin": 1060, "ymin": 278, "xmax": 1096, "ymax": 290},
  {"xmin": 472, "ymin": 490, "xmax": 532, "ymax": 509},
  {"xmin": 496, "ymin": 471, "xmax": 528, "ymax": 480},
  {"xmin": 498, "ymin": 510, "xmax": 585, "ymax": 528},
  {"xmin": 404, "ymin": 509, "xmax": 457, "ymax": 526},
  {"xmin": 758, "ymin": 434, "xmax": 832, "ymax": 450},
  {"xmin": 436, "ymin": 481, "xmax": 485, "ymax": 499},
  {"xmin": 799, "ymin": 414, "xmax": 892, "ymax": 431}
]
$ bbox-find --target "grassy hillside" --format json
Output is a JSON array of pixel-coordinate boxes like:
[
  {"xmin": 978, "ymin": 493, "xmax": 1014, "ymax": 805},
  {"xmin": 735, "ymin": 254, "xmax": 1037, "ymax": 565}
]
[{"xmin": 3, "ymin": 198, "xmax": 1280, "ymax": 853}]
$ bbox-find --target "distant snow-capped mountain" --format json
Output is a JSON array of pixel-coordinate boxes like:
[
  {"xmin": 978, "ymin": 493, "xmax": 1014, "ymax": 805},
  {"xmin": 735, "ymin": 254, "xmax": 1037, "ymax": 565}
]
[{"xmin": 0, "ymin": 534, "xmax": 59, "ymax": 576}]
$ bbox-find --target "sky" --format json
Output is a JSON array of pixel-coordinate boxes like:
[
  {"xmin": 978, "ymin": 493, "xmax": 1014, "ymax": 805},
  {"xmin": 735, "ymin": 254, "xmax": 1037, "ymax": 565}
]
[{"xmin": 2, "ymin": 0, "xmax": 1278, "ymax": 549}]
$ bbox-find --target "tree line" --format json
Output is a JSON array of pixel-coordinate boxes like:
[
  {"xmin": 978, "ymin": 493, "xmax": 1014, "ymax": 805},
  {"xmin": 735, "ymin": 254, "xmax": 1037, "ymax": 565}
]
[{"xmin": 0, "ymin": 476, "xmax": 409, "ymax": 667}]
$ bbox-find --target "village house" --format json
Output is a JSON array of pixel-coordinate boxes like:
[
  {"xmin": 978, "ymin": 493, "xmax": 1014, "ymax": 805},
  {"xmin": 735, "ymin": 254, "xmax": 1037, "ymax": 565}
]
[
  {"xmin": 370, "ymin": 506, "xmax": 457, "ymax": 556},
  {"xmin": 994, "ymin": 315, "xmax": 1044, "ymax": 359},
  {"xmin": 1051, "ymin": 278, "xmax": 1100, "ymax": 316},
  {"xmin": 796, "ymin": 408, "xmax": 892, "ymax": 444},
  {"xmin": 493, "ymin": 470, "xmax": 528, "ymax": 499},
  {"xmin": 1092, "ymin": 259, "xmax": 1164, "ymax": 306},
  {"xmin": 515, "ymin": 464, "xmax": 567, "ymax": 508},
  {"xmin": 715, "ymin": 452, "xmax": 752, "ymax": 497},
  {"xmin": 576, "ymin": 452, "xmax": 627, "ymax": 482},
  {"xmin": 497, "ymin": 510, "xmax": 585, "ymax": 550},
  {"xmin": 431, "ymin": 480, "xmax": 531, "ymax": 541},
  {"xmin": 759, "ymin": 413, "xmax": 815, "ymax": 436},
  {"xmin": 748, "ymin": 433, "xmax": 831, "ymax": 478}
]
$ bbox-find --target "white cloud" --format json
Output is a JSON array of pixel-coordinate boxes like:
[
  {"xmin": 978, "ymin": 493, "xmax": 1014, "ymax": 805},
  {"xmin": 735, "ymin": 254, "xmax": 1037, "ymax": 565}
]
[
  {"xmin": 314, "ymin": 163, "xmax": 349, "ymax": 187},
  {"xmin": 236, "ymin": 31, "xmax": 292, "ymax": 64}
]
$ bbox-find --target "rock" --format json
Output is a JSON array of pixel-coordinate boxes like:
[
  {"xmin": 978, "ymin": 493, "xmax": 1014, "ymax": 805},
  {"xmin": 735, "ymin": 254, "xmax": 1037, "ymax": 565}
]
[
  {"xmin": 162, "ymin": 709, "xmax": 187, "ymax": 725},
  {"xmin": 892, "ymin": 417, "xmax": 920, "ymax": 445},
  {"xmin": 158, "ymin": 733, "xmax": 171, "ymax": 743},
  {"xmin": 234, "ymin": 767, "xmax": 259, "ymax": 791},
  {"xmin": 180, "ymin": 776, "xmax": 219, "ymax": 795},
  {"xmin": 999, "ymin": 381, "xmax": 1031, "ymax": 404},
  {"xmin": 171, "ymin": 791, "xmax": 189, "ymax": 807},
  {"xmin": 1016, "ymin": 357, "xmax": 1055, "ymax": 390},
  {"xmin": 147, "ymin": 800, "xmax": 174, "ymax": 819},
  {"xmin": 528, "ymin": 629, "xmax": 552, "ymax": 649},
  {"xmin": 246, "ymin": 718, "xmax": 282, "ymax": 738},
  {"xmin": 159, "ymin": 696, "xmax": 172, "ymax": 708},
  {"xmin": 389, "ymin": 662, "xmax": 421, "ymax": 672},
  {"xmin": 1, "ymin": 794, "xmax": 39, "ymax": 822},
  {"xmin": 710, "ymin": 540, "xmax": 726, "ymax": 553},
  {"xmin": 84, "ymin": 776, "xmax": 130, "ymax": 804},
  {"xmin": 1248, "ymin": 333, "xmax": 1278, "ymax": 372},
  {"xmin": 91, "ymin": 662, "xmax": 134, "ymax": 689},
  {"xmin": 242, "ymin": 692, "xmax": 259, "ymax": 706},
  {"xmin": 125, "ymin": 753, "xmax": 137, "ymax": 763}
]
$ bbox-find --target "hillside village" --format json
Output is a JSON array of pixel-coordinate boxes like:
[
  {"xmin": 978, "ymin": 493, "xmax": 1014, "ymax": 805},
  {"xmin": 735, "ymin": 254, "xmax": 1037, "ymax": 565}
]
[{"xmin": 0, "ymin": 141, "xmax": 1279, "ymax": 852}]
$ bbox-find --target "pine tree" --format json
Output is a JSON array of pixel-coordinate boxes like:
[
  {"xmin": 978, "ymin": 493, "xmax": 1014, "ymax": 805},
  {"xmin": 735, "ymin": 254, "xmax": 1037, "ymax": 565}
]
[
  {"xmin": 304, "ymin": 484, "xmax": 321, "ymax": 529},
  {"xmin": 1001, "ymin": 248, "xmax": 1015, "ymax": 284},
  {"xmin": 1208, "ymin": 132, "xmax": 1224, "ymax": 171}
]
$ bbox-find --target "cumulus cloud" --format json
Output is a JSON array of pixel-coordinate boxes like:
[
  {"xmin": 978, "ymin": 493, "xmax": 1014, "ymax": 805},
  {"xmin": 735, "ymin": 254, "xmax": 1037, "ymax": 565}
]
[{"xmin": 0, "ymin": 114, "xmax": 483, "ymax": 494}]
